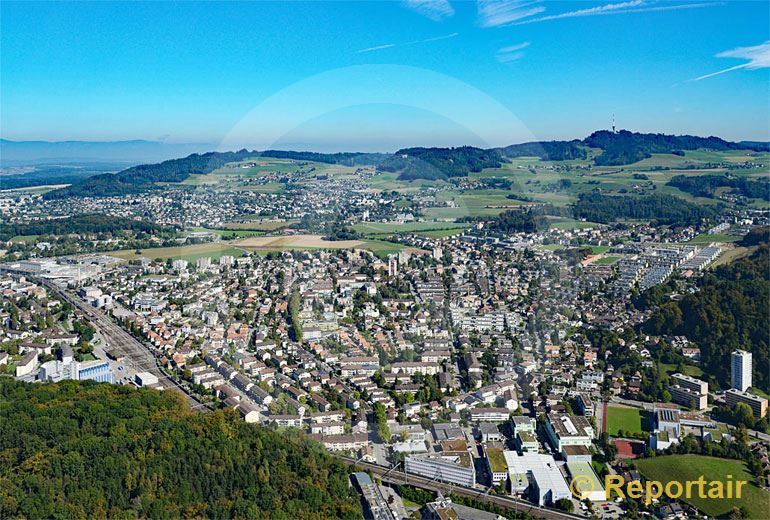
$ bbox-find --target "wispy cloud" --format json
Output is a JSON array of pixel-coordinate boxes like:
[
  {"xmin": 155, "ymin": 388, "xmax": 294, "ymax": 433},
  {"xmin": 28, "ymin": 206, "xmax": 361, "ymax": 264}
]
[
  {"xmin": 496, "ymin": 41, "xmax": 531, "ymax": 62},
  {"xmin": 690, "ymin": 40, "xmax": 770, "ymax": 81},
  {"xmin": 421, "ymin": 32, "xmax": 461, "ymax": 43},
  {"xmin": 515, "ymin": 0, "xmax": 642, "ymax": 24},
  {"xmin": 356, "ymin": 43, "xmax": 397, "ymax": 54},
  {"xmin": 493, "ymin": 0, "xmax": 718, "ymax": 26},
  {"xmin": 477, "ymin": 1, "xmax": 545, "ymax": 27},
  {"xmin": 403, "ymin": 0, "xmax": 455, "ymax": 21},
  {"xmin": 355, "ymin": 32, "xmax": 460, "ymax": 54}
]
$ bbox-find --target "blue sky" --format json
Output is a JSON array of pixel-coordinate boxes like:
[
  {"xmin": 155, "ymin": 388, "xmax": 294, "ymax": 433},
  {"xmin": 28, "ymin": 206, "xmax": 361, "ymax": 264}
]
[{"xmin": 1, "ymin": 1, "xmax": 768, "ymax": 151}]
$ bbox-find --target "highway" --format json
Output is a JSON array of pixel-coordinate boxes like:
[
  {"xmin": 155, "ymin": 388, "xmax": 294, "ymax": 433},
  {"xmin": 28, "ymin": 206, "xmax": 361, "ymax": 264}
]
[
  {"xmin": 340, "ymin": 457, "xmax": 584, "ymax": 520},
  {"xmin": 38, "ymin": 279, "xmax": 210, "ymax": 412}
]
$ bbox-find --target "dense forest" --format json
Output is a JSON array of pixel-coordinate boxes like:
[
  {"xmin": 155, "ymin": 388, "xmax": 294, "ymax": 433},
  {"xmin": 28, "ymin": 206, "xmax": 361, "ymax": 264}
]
[
  {"xmin": 497, "ymin": 140, "xmax": 588, "ymax": 161},
  {"xmin": 0, "ymin": 214, "xmax": 166, "ymax": 241},
  {"xmin": 573, "ymin": 192, "xmax": 719, "ymax": 225},
  {"xmin": 740, "ymin": 226, "xmax": 770, "ymax": 247},
  {"xmin": 667, "ymin": 174, "xmax": 770, "ymax": 201},
  {"xmin": 485, "ymin": 208, "xmax": 550, "ymax": 234},
  {"xmin": 585, "ymin": 130, "xmax": 770, "ymax": 166},
  {"xmin": 643, "ymin": 245, "xmax": 770, "ymax": 392},
  {"xmin": 0, "ymin": 380, "xmax": 361, "ymax": 519},
  {"xmin": 382, "ymin": 141, "xmax": 586, "ymax": 180},
  {"xmin": 388, "ymin": 146, "xmax": 502, "ymax": 180},
  {"xmin": 260, "ymin": 150, "xmax": 389, "ymax": 166},
  {"xmin": 44, "ymin": 150, "xmax": 256, "ymax": 199}
]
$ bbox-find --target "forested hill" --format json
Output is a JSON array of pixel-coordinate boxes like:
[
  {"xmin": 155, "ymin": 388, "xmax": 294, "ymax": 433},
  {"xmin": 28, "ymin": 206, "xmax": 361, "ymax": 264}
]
[
  {"xmin": 41, "ymin": 149, "xmax": 388, "ymax": 198},
  {"xmin": 497, "ymin": 140, "xmax": 587, "ymax": 161},
  {"xmin": 43, "ymin": 150, "xmax": 256, "ymax": 199},
  {"xmin": 0, "ymin": 380, "xmax": 362, "ymax": 519},
  {"xmin": 386, "ymin": 146, "xmax": 502, "ymax": 180},
  {"xmin": 259, "ymin": 149, "xmax": 389, "ymax": 166},
  {"xmin": 642, "ymin": 244, "xmax": 770, "ymax": 393},
  {"xmin": 40, "ymin": 130, "xmax": 769, "ymax": 196},
  {"xmin": 585, "ymin": 130, "xmax": 770, "ymax": 165}
]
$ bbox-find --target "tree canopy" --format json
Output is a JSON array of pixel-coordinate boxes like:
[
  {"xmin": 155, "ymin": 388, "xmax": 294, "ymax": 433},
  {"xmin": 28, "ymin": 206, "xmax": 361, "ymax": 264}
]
[
  {"xmin": 643, "ymin": 245, "xmax": 770, "ymax": 392},
  {"xmin": 0, "ymin": 380, "xmax": 361, "ymax": 519},
  {"xmin": 0, "ymin": 213, "xmax": 166, "ymax": 241},
  {"xmin": 585, "ymin": 130, "xmax": 769, "ymax": 166},
  {"xmin": 574, "ymin": 192, "xmax": 719, "ymax": 225}
]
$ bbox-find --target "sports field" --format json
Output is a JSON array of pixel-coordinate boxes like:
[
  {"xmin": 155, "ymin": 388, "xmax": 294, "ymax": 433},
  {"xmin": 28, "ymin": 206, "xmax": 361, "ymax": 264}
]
[
  {"xmin": 635, "ymin": 455, "xmax": 770, "ymax": 519},
  {"xmin": 606, "ymin": 406, "xmax": 644, "ymax": 436}
]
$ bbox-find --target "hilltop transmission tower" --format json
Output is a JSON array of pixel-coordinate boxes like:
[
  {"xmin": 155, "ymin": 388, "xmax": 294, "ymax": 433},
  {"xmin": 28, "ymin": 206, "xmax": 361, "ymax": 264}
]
[{"xmin": 612, "ymin": 113, "xmax": 616, "ymax": 133}]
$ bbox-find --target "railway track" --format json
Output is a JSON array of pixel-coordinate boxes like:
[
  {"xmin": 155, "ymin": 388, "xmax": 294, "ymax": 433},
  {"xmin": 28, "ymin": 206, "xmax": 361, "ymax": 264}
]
[
  {"xmin": 339, "ymin": 456, "xmax": 583, "ymax": 520},
  {"xmin": 37, "ymin": 279, "xmax": 210, "ymax": 412}
]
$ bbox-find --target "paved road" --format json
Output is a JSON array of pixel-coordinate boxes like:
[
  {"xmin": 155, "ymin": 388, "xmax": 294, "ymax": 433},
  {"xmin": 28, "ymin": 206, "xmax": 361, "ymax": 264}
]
[
  {"xmin": 39, "ymin": 280, "xmax": 209, "ymax": 412},
  {"xmin": 341, "ymin": 457, "xmax": 583, "ymax": 520},
  {"xmin": 599, "ymin": 399, "xmax": 608, "ymax": 435}
]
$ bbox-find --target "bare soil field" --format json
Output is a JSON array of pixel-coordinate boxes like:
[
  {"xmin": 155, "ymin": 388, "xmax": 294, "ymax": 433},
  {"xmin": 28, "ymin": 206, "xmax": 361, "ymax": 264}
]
[{"xmin": 235, "ymin": 234, "xmax": 364, "ymax": 249}]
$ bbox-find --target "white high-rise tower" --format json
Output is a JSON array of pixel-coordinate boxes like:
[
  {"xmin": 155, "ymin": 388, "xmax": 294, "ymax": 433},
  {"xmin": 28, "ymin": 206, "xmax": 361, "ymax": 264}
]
[{"xmin": 731, "ymin": 350, "xmax": 752, "ymax": 392}]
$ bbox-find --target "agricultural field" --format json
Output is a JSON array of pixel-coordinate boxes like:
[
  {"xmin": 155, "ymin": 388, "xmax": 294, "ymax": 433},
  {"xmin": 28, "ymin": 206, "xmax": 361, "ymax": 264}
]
[
  {"xmin": 108, "ymin": 243, "xmax": 245, "ymax": 262},
  {"xmin": 635, "ymin": 455, "xmax": 770, "ymax": 519},
  {"xmin": 360, "ymin": 240, "xmax": 418, "ymax": 258},
  {"xmin": 182, "ymin": 158, "xmax": 302, "ymax": 186},
  {"xmin": 352, "ymin": 221, "xmax": 469, "ymax": 236},
  {"xmin": 234, "ymin": 234, "xmax": 416, "ymax": 258},
  {"xmin": 606, "ymin": 406, "xmax": 645, "ymax": 436},
  {"xmin": 549, "ymin": 218, "xmax": 603, "ymax": 230},
  {"xmin": 687, "ymin": 233, "xmax": 741, "ymax": 245},
  {"xmin": 9, "ymin": 235, "xmax": 40, "ymax": 243},
  {"xmin": 235, "ymin": 234, "xmax": 364, "ymax": 249},
  {"xmin": 422, "ymin": 190, "xmax": 521, "ymax": 220},
  {"xmin": 221, "ymin": 220, "xmax": 299, "ymax": 231},
  {"xmin": 188, "ymin": 227, "xmax": 264, "ymax": 238},
  {"xmin": 179, "ymin": 150, "xmax": 767, "ymax": 220},
  {"xmin": 415, "ymin": 228, "xmax": 467, "ymax": 238},
  {"xmin": 365, "ymin": 172, "xmax": 448, "ymax": 192},
  {"xmin": 592, "ymin": 255, "xmax": 621, "ymax": 265},
  {"xmin": 231, "ymin": 182, "xmax": 286, "ymax": 193},
  {"xmin": 710, "ymin": 245, "xmax": 754, "ymax": 268},
  {"xmin": 215, "ymin": 158, "xmax": 303, "ymax": 176},
  {"xmin": 0, "ymin": 184, "xmax": 70, "ymax": 196}
]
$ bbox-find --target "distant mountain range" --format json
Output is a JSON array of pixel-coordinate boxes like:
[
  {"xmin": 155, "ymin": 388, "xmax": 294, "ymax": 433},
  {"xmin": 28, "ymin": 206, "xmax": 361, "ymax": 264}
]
[
  {"xmin": 0, "ymin": 139, "xmax": 214, "ymax": 166},
  {"xmin": 9, "ymin": 130, "xmax": 768, "ymax": 199}
]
